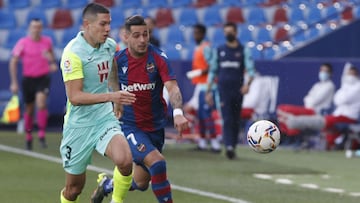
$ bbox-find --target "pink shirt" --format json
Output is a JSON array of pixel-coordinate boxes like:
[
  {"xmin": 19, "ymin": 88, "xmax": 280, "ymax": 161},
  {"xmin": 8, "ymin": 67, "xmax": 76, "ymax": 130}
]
[{"xmin": 12, "ymin": 36, "xmax": 53, "ymax": 77}]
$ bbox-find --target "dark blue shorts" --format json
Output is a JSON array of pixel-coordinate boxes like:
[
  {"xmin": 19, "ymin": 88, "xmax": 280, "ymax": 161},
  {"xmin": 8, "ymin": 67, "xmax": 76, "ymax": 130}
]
[{"xmin": 122, "ymin": 125, "xmax": 165, "ymax": 166}]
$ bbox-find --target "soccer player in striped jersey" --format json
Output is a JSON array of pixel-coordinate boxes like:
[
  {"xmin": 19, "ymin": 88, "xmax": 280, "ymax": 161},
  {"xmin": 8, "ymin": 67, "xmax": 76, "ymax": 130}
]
[{"xmin": 92, "ymin": 15, "xmax": 188, "ymax": 203}]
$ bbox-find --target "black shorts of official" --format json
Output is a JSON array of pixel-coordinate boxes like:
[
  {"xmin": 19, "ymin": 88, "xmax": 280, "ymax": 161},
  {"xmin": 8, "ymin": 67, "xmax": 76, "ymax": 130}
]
[{"xmin": 22, "ymin": 75, "xmax": 50, "ymax": 104}]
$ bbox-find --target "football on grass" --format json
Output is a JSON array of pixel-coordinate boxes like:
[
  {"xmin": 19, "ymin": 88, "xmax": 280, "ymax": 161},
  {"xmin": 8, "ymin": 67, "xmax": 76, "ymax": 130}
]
[{"xmin": 247, "ymin": 120, "xmax": 281, "ymax": 153}]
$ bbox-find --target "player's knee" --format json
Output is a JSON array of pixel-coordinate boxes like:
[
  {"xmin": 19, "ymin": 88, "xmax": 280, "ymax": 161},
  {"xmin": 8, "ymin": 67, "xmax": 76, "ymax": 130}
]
[
  {"xmin": 134, "ymin": 181, "xmax": 149, "ymax": 191},
  {"xmin": 116, "ymin": 160, "xmax": 132, "ymax": 176},
  {"xmin": 64, "ymin": 185, "xmax": 82, "ymax": 200}
]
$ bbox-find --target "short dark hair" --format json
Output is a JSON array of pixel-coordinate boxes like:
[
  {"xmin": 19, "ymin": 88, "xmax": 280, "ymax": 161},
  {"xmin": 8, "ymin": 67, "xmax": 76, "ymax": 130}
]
[
  {"xmin": 125, "ymin": 15, "xmax": 147, "ymax": 32},
  {"xmin": 82, "ymin": 3, "xmax": 109, "ymax": 19},
  {"xmin": 193, "ymin": 23, "xmax": 206, "ymax": 35},
  {"xmin": 322, "ymin": 63, "xmax": 333, "ymax": 73},
  {"xmin": 224, "ymin": 22, "xmax": 237, "ymax": 32}
]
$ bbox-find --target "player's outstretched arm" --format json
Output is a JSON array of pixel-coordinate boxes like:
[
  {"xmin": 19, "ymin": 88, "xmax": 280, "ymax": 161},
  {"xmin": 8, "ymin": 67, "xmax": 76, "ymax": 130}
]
[
  {"xmin": 165, "ymin": 80, "xmax": 189, "ymax": 134},
  {"xmin": 65, "ymin": 79, "xmax": 135, "ymax": 106}
]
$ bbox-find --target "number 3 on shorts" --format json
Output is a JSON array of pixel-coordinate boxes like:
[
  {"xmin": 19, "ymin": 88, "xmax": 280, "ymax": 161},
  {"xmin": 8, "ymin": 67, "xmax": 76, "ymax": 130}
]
[{"xmin": 126, "ymin": 133, "xmax": 137, "ymax": 146}]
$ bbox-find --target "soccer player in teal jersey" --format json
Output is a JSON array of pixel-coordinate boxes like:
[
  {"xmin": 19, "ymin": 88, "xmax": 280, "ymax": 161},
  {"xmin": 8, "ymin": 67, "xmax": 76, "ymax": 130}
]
[{"xmin": 59, "ymin": 3, "xmax": 136, "ymax": 203}]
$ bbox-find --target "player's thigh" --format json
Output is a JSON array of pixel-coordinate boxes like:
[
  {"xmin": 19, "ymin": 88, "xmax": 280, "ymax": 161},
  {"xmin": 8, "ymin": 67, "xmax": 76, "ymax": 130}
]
[
  {"xmin": 35, "ymin": 76, "xmax": 50, "ymax": 108},
  {"xmin": 122, "ymin": 126, "xmax": 161, "ymax": 165},
  {"xmin": 60, "ymin": 126, "xmax": 97, "ymax": 175},
  {"xmin": 95, "ymin": 119, "xmax": 131, "ymax": 165},
  {"xmin": 21, "ymin": 77, "xmax": 36, "ymax": 104}
]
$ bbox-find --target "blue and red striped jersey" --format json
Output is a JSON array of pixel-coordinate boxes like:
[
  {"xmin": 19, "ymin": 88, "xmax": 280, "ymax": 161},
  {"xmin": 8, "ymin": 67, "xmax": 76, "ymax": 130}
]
[{"xmin": 115, "ymin": 45, "xmax": 176, "ymax": 132}]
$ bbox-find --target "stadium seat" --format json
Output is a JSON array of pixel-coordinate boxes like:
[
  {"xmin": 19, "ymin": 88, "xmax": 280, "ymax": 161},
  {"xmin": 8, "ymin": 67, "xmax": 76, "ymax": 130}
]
[
  {"xmin": 193, "ymin": 0, "xmax": 216, "ymax": 8},
  {"xmin": 202, "ymin": 6, "xmax": 223, "ymax": 26},
  {"xmin": 211, "ymin": 27, "xmax": 225, "ymax": 47},
  {"xmin": 289, "ymin": 6, "xmax": 306, "ymax": 25},
  {"xmin": 8, "ymin": 0, "xmax": 30, "ymax": 9},
  {"xmin": 162, "ymin": 44, "xmax": 182, "ymax": 60},
  {"xmin": 0, "ymin": 9, "xmax": 17, "ymax": 29},
  {"xmin": 59, "ymin": 27, "xmax": 80, "ymax": 48},
  {"xmin": 145, "ymin": 0, "xmax": 168, "ymax": 8},
  {"xmin": 306, "ymin": 26, "xmax": 320, "ymax": 40},
  {"xmin": 25, "ymin": 8, "xmax": 49, "ymax": 28},
  {"xmin": 226, "ymin": 7, "xmax": 245, "ymax": 24},
  {"xmin": 171, "ymin": 0, "xmax": 192, "ymax": 8},
  {"xmin": 238, "ymin": 25, "xmax": 254, "ymax": 43},
  {"xmin": 263, "ymin": 46, "xmax": 276, "ymax": 59},
  {"xmin": 94, "ymin": 0, "xmax": 115, "ymax": 8},
  {"xmin": 255, "ymin": 27, "xmax": 272, "ymax": 44},
  {"xmin": 272, "ymin": 7, "xmax": 288, "ymax": 25},
  {"xmin": 51, "ymin": 9, "xmax": 74, "ymax": 29},
  {"xmin": 42, "ymin": 28, "xmax": 58, "ymax": 47},
  {"xmin": 63, "ymin": 0, "xmax": 88, "ymax": 9},
  {"xmin": 155, "ymin": 8, "xmax": 175, "ymax": 28},
  {"xmin": 244, "ymin": 0, "xmax": 264, "ymax": 6},
  {"xmin": 221, "ymin": 0, "xmax": 243, "ymax": 7},
  {"xmin": 4, "ymin": 28, "xmax": 26, "ymax": 49},
  {"xmin": 306, "ymin": 6, "xmax": 323, "ymax": 25},
  {"xmin": 122, "ymin": 0, "xmax": 142, "ymax": 9},
  {"xmin": 274, "ymin": 27, "xmax": 289, "ymax": 43},
  {"xmin": 291, "ymin": 29, "xmax": 307, "ymax": 45},
  {"xmin": 341, "ymin": 6, "xmax": 353, "ymax": 22},
  {"xmin": 39, "ymin": 0, "xmax": 62, "ymax": 9},
  {"xmin": 246, "ymin": 7, "xmax": 267, "ymax": 25},
  {"xmin": 109, "ymin": 8, "xmax": 124, "ymax": 29},
  {"xmin": 166, "ymin": 25, "xmax": 186, "ymax": 46},
  {"xmin": 323, "ymin": 5, "xmax": 340, "ymax": 21},
  {"xmin": 249, "ymin": 46, "xmax": 262, "ymax": 60},
  {"xmin": 178, "ymin": 8, "xmax": 198, "ymax": 26}
]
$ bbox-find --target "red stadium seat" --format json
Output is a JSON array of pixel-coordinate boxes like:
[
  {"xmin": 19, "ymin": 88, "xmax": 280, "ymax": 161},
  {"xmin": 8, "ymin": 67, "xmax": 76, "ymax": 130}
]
[
  {"xmin": 226, "ymin": 7, "xmax": 245, "ymax": 24},
  {"xmin": 341, "ymin": 6, "xmax": 353, "ymax": 22},
  {"xmin": 193, "ymin": 0, "xmax": 216, "ymax": 8},
  {"xmin": 274, "ymin": 27, "xmax": 289, "ymax": 43},
  {"xmin": 94, "ymin": 0, "xmax": 115, "ymax": 8},
  {"xmin": 273, "ymin": 7, "xmax": 288, "ymax": 24},
  {"xmin": 51, "ymin": 9, "xmax": 74, "ymax": 29},
  {"xmin": 155, "ymin": 8, "xmax": 174, "ymax": 28}
]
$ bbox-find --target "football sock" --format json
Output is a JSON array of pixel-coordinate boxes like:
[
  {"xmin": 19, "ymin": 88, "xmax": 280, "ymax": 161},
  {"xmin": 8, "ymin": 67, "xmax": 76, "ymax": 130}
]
[
  {"xmin": 60, "ymin": 189, "xmax": 79, "ymax": 203},
  {"xmin": 24, "ymin": 113, "xmax": 33, "ymax": 141},
  {"xmin": 112, "ymin": 166, "xmax": 132, "ymax": 203},
  {"xmin": 150, "ymin": 160, "xmax": 173, "ymax": 203},
  {"xmin": 37, "ymin": 109, "xmax": 48, "ymax": 138}
]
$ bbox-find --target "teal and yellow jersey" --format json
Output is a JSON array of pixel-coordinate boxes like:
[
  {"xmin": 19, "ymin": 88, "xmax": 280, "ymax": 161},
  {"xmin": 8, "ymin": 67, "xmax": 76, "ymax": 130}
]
[{"xmin": 60, "ymin": 31, "xmax": 116, "ymax": 127}]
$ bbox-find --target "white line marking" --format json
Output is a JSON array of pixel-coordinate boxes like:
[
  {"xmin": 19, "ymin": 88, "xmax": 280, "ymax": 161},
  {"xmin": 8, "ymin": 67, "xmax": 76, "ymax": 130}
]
[
  {"xmin": 275, "ymin": 178, "xmax": 293, "ymax": 185},
  {"xmin": 349, "ymin": 192, "xmax": 360, "ymax": 197},
  {"xmin": 323, "ymin": 187, "xmax": 345, "ymax": 194},
  {"xmin": 0, "ymin": 144, "xmax": 250, "ymax": 203},
  {"xmin": 299, "ymin": 183, "xmax": 319, "ymax": 189},
  {"xmin": 253, "ymin": 173, "xmax": 273, "ymax": 180}
]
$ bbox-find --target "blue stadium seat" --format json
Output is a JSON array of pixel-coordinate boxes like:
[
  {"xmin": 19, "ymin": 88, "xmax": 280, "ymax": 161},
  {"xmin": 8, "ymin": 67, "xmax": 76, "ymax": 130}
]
[
  {"xmin": 8, "ymin": 0, "xmax": 30, "ymax": 9},
  {"xmin": 291, "ymin": 29, "xmax": 307, "ymax": 45},
  {"xmin": 109, "ymin": 8, "xmax": 125, "ymax": 29},
  {"xmin": 122, "ymin": 0, "xmax": 142, "ymax": 9},
  {"xmin": 0, "ymin": 9, "xmax": 17, "ymax": 29},
  {"xmin": 178, "ymin": 8, "xmax": 198, "ymax": 26},
  {"xmin": 306, "ymin": 6, "xmax": 323, "ymax": 25},
  {"xmin": 4, "ymin": 28, "xmax": 26, "ymax": 49},
  {"xmin": 246, "ymin": 7, "xmax": 267, "ymax": 25},
  {"xmin": 145, "ymin": 0, "xmax": 168, "ymax": 8},
  {"xmin": 289, "ymin": 7, "xmax": 306, "ymax": 25},
  {"xmin": 249, "ymin": 46, "xmax": 262, "ymax": 60},
  {"xmin": 202, "ymin": 6, "xmax": 223, "ymax": 26},
  {"xmin": 171, "ymin": 0, "xmax": 192, "ymax": 8},
  {"xmin": 306, "ymin": 26, "xmax": 320, "ymax": 40},
  {"xmin": 221, "ymin": 0, "xmax": 243, "ymax": 7},
  {"xmin": 263, "ymin": 47, "xmax": 276, "ymax": 59},
  {"xmin": 63, "ymin": 0, "xmax": 88, "ymax": 9},
  {"xmin": 39, "ymin": 0, "xmax": 62, "ymax": 9},
  {"xmin": 59, "ymin": 27, "xmax": 80, "ymax": 48},
  {"xmin": 26, "ymin": 8, "xmax": 49, "ymax": 28},
  {"xmin": 162, "ymin": 44, "xmax": 182, "ymax": 60},
  {"xmin": 238, "ymin": 25, "xmax": 254, "ymax": 43},
  {"xmin": 323, "ymin": 5, "xmax": 340, "ymax": 21},
  {"xmin": 42, "ymin": 28, "xmax": 58, "ymax": 47},
  {"xmin": 166, "ymin": 25, "xmax": 185, "ymax": 46},
  {"xmin": 211, "ymin": 27, "xmax": 225, "ymax": 47},
  {"xmin": 255, "ymin": 27, "xmax": 272, "ymax": 44}
]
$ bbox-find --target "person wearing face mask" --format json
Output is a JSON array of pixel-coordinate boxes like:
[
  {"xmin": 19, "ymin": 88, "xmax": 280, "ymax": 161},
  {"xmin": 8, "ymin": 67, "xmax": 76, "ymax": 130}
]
[
  {"xmin": 277, "ymin": 63, "xmax": 336, "ymax": 136},
  {"xmin": 206, "ymin": 22, "xmax": 255, "ymax": 159},
  {"xmin": 282, "ymin": 64, "xmax": 360, "ymax": 150}
]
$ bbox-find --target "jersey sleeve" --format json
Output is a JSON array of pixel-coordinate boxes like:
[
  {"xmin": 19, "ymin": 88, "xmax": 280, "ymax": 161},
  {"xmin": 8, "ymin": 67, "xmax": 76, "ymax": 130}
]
[
  {"xmin": 11, "ymin": 38, "xmax": 25, "ymax": 57},
  {"xmin": 157, "ymin": 50, "xmax": 176, "ymax": 82},
  {"xmin": 60, "ymin": 50, "xmax": 83, "ymax": 82}
]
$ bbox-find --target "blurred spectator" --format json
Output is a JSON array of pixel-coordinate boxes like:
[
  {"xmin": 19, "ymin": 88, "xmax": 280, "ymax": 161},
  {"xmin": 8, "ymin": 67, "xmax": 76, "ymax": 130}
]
[
  {"xmin": 207, "ymin": 22, "xmax": 255, "ymax": 159},
  {"xmin": 144, "ymin": 16, "xmax": 160, "ymax": 47},
  {"xmin": 282, "ymin": 64, "xmax": 360, "ymax": 150},
  {"xmin": 277, "ymin": 63, "xmax": 336, "ymax": 136},
  {"xmin": 9, "ymin": 18, "xmax": 58, "ymax": 150},
  {"xmin": 116, "ymin": 25, "xmax": 127, "ymax": 51},
  {"xmin": 185, "ymin": 23, "xmax": 221, "ymax": 153}
]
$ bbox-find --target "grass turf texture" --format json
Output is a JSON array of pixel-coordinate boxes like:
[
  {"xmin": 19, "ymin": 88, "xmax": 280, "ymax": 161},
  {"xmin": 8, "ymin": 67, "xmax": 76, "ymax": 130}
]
[{"xmin": 0, "ymin": 130, "xmax": 360, "ymax": 203}]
